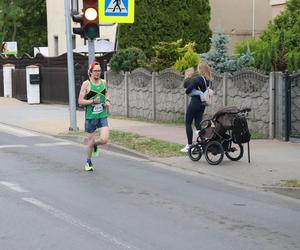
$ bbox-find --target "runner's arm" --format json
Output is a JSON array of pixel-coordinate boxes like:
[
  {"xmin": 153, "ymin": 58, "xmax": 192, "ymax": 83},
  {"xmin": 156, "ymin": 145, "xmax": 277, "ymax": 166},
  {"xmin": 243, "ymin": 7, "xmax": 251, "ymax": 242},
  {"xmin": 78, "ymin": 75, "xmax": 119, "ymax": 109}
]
[{"xmin": 78, "ymin": 81, "xmax": 94, "ymax": 105}]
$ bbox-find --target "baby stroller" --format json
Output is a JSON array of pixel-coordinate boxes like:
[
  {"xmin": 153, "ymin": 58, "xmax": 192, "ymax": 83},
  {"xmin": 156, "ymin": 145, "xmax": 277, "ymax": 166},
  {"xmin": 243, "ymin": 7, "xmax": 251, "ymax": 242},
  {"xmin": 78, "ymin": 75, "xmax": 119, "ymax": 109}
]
[{"xmin": 188, "ymin": 106, "xmax": 251, "ymax": 165}]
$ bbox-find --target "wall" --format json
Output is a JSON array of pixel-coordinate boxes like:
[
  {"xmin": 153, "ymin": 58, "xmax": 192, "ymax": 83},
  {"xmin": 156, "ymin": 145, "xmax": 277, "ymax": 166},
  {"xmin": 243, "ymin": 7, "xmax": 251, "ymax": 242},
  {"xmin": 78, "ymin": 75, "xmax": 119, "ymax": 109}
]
[
  {"xmin": 269, "ymin": 0, "xmax": 287, "ymax": 18},
  {"xmin": 210, "ymin": 0, "xmax": 272, "ymax": 52},
  {"xmin": 105, "ymin": 68, "xmax": 300, "ymax": 140},
  {"xmin": 106, "ymin": 68, "xmax": 274, "ymax": 138},
  {"xmin": 46, "ymin": 0, "xmax": 68, "ymax": 56}
]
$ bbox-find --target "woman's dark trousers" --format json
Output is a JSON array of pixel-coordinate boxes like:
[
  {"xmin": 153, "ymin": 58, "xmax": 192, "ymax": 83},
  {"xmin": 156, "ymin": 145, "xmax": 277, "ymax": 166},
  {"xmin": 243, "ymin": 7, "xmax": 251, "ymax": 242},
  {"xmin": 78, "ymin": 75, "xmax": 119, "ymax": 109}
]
[{"xmin": 185, "ymin": 98, "xmax": 205, "ymax": 145}]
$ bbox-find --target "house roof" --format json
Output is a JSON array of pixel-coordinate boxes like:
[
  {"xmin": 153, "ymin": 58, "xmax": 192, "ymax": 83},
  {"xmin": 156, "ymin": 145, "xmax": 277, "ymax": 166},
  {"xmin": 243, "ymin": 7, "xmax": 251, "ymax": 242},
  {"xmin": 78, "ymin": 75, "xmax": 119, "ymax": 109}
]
[{"xmin": 73, "ymin": 39, "xmax": 115, "ymax": 54}]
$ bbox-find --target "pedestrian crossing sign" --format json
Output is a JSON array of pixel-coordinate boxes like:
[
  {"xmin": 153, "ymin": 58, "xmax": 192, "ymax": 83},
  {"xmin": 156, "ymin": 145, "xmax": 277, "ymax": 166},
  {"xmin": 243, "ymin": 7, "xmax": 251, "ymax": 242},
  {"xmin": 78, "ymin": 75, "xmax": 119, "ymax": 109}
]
[{"xmin": 99, "ymin": 0, "xmax": 135, "ymax": 23}]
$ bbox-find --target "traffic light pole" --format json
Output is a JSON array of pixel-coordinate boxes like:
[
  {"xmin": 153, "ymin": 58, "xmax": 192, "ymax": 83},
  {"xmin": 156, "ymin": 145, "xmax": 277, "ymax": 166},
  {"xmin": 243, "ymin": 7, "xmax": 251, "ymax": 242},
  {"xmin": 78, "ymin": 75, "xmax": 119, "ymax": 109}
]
[
  {"xmin": 64, "ymin": 0, "xmax": 77, "ymax": 131},
  {"xmin": 88, "ymin": 38, "xmax": 95, "ymax": 65}
]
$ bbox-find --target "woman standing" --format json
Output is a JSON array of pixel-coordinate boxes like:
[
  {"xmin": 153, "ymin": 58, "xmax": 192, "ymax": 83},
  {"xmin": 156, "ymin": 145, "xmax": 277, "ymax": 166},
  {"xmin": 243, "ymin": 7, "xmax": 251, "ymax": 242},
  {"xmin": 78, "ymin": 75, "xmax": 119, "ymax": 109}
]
[{"xmin": 180, "ymin": 63, "xmax": 213, "ymax": 153}]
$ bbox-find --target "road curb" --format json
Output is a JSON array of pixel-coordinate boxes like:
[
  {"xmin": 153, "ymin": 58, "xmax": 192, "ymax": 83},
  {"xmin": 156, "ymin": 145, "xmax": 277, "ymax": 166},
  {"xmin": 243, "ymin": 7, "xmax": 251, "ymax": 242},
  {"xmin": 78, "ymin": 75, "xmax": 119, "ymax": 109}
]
[{"xmin": 56, "ymin": 134, "xmax": 150, "ymax": 160}]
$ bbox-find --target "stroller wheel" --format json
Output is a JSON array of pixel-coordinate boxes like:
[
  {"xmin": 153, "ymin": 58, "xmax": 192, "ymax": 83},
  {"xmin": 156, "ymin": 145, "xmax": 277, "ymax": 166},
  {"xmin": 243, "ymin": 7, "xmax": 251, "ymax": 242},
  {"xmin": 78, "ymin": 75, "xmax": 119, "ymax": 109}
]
[
  {"xmin": 188, "ymin": 144, "xmax": 202, "ymax": 161},
  {"xmin": 204, "ymin": 141, "xmax": 224, "ymax": 165},
  {"xmin": 225, "ymin": 142, "xmax": 243, "ymax": 161}
]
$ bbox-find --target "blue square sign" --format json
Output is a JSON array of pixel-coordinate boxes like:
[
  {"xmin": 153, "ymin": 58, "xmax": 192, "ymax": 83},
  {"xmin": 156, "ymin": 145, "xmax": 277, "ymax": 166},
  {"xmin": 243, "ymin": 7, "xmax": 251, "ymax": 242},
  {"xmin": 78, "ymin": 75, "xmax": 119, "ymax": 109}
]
[{"xmin": 104, "ymin": 0, "xmax": 129, "ymax": 16}]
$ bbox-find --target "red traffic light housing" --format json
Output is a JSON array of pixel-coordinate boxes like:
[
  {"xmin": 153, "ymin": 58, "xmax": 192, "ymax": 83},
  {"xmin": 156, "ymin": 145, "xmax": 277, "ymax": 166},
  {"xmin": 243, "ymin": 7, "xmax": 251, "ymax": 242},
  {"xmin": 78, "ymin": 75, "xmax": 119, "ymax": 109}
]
[{"xmin": 83, "ymin": 0, "xmax": 99, "ymax": 39}]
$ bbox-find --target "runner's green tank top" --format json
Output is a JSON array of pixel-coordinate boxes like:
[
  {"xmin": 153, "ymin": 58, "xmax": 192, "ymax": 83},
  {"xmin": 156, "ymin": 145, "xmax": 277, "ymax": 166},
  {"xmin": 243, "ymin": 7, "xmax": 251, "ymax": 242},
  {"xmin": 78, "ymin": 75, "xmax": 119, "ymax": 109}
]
[{"xmin": 84, "ymin": 79, "xmax": 108, "ymax": 119}]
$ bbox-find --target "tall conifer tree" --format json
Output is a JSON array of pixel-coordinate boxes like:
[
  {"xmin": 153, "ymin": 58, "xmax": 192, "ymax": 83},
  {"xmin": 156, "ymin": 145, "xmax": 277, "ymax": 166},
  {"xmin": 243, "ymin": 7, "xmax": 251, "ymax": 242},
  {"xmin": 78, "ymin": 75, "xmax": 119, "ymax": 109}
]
[{"xmin": 118, "ymin": 0, "xmax": 211, "ymax": 58}]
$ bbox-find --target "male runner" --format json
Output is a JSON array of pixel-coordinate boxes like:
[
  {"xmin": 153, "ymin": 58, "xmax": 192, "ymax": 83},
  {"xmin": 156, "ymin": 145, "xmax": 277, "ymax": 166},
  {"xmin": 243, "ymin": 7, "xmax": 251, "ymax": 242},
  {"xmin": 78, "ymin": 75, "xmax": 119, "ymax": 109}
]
[{"xmin": 78, "ymin": 61, "xmax": 110, "ymax": 171}]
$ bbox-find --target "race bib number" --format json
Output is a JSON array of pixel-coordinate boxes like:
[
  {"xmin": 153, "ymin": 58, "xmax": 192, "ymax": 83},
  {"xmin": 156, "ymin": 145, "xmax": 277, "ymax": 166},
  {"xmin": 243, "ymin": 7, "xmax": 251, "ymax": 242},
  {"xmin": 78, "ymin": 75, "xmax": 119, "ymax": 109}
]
[{"xmin": 92, "ymin": 104, "xmax": 103, "ymax": 114}]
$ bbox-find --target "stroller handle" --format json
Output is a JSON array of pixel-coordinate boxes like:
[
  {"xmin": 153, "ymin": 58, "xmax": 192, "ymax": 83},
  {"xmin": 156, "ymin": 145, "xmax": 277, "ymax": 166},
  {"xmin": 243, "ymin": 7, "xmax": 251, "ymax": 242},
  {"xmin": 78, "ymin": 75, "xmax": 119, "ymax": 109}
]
[{"xmin": 241, "ymin": 107, "xmax": 251, "ymax": 113}]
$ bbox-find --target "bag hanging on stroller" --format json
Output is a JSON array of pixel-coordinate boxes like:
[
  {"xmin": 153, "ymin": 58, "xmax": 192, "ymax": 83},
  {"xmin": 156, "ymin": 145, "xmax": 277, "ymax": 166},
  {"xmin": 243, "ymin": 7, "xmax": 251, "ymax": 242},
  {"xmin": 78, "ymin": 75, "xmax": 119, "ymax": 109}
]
[{"xmin": 232, "ymin": 116, "xmax": 251, "ymax": 144}]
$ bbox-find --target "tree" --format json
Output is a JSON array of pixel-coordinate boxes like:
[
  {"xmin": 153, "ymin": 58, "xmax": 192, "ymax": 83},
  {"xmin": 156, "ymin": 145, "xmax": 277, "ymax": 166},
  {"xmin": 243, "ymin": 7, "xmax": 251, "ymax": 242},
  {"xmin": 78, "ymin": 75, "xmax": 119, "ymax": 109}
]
[
  {"xmin": 0, "ymin": 0, "xmax": 24, "ymax": 42},
  {"xmin": 201, "ymin": 29, "xmax": 252, "ymax": 73},
  {"xmin": 0, "ymin": 0, "xmax": 47, "ymax": 56},
  {"xmin": 117, "ymin": 0, "xmax": 211, "ymax": 58}
]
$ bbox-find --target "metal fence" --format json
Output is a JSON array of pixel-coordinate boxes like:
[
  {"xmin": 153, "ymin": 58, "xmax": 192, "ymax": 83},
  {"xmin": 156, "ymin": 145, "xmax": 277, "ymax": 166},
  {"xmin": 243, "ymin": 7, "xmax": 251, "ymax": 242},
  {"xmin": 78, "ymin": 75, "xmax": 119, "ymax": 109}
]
[
  {"xmin": 40, "ymin": 67, "xmax": 69, "ymax": 104},
  {"xmin": 285, "ymin": 71, "xmax": 300, "ymax": 140}
]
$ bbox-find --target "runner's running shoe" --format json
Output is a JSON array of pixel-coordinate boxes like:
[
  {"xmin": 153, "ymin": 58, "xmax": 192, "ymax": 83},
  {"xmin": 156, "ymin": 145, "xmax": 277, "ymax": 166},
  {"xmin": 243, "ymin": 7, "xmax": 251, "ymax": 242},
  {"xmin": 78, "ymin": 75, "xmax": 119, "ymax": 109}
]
[
  {"xmin": 92, "ymin": 143, "xmax": 100, "ymax": 157},
  {"xmin": 84, "ymin": 162, "xmax": 94, "ymax": 171}
]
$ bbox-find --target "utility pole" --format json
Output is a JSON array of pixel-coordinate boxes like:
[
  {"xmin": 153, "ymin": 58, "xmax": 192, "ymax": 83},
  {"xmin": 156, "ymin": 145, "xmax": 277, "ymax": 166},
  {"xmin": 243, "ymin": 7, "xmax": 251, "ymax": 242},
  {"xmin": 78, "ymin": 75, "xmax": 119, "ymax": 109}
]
[
  {"xmin": 88, "ymin": 38, "xmax": 95, "ymax": 65},
  {"xmin": 64, "ymin": 0, "xmax": 77, "ymax": 131},
  {"xmin": 252, "ymin": 0, "xmax": 255, "ymax": 37}
]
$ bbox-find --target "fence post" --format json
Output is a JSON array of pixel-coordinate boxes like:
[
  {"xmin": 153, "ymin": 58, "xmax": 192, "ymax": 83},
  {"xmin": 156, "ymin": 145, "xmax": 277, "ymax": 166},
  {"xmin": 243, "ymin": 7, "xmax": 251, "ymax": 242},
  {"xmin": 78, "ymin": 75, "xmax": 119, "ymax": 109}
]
[
  {"xmin": 152, "ymin": 72, "xmax": 157, "ymax": 120},
  {"xmin": 269, "ymin": 72, "xmax": 275, "ymax": 139},
  {"xmin": 125, "ymin": 71, "xmax": 129, "ymax": 117},
  {"xmin": 274, "ymin": 72, "xmax": 286, "ymax": 140},
  {"xmin": 3, "ymin": 64, "xmax": 15, "ymax": 98},
  {"xmin": 26, "ymin": 65, "xmax": 40, "ymax": 104}
]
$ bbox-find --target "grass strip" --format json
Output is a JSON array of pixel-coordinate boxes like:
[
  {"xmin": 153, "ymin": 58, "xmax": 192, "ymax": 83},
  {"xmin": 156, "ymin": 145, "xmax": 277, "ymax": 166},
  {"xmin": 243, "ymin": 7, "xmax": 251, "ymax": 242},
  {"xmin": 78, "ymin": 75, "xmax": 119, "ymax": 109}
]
[
  {"xmin": 66, "ymin": 129, "xmax": 185, "ymax": 158},
  {"xmin": 280, "ymin": 179, "xmax": 300, "ymax": 187}
]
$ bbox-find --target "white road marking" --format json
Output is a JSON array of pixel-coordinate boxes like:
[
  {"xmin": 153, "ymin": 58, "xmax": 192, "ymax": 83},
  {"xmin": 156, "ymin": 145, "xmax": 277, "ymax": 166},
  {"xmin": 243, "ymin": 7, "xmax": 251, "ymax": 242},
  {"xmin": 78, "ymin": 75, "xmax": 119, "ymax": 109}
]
[
  {"xmin": 23, "ymin": 197, "xmax": 139, "ymax": 250},
  {"xmin": 34, "ymin": 141, "xmax": 73, "ymax": 147},
  {"xmin": 0, "ymin": 144, "xmax": 27, "ymax": 149},
  {"xmin": 0, "ymin": 181, "xmax": 29, "ymax": 193},
  {"xmin": 0, "ymin": 124, "xmax": 39, "ymax": 137}
]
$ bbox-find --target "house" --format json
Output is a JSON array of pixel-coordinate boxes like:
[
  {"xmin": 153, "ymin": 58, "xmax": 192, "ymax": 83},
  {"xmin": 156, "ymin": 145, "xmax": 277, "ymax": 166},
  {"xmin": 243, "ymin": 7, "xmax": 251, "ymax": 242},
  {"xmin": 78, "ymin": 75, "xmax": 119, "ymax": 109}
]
[
  {"xmin": 210, "ymin": 0, "xmax": 272, "ymax": 52},
  {"xmin": 46, "ymin": 0, "xmax": 275, "ymax": 57},
  {"xmin": 269, "ymin": 0, "xmax": 286, "ymax": 18}
]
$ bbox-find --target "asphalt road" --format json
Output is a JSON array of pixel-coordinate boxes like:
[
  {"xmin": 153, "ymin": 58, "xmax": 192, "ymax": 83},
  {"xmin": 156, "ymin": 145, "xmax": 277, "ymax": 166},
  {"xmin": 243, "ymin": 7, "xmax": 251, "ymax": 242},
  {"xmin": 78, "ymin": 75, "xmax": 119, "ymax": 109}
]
[{"xmin": 1, "ymin": 124, "xmax": 300, "ymax": 250}]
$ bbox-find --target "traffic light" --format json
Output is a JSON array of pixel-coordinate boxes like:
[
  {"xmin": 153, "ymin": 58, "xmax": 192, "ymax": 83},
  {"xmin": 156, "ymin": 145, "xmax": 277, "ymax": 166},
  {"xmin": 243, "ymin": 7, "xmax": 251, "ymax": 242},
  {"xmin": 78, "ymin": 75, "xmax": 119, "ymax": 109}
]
[
  {"xmin": 82, "ymin": 0, "xmax": 99, "ymax": 39},
  {"xmin": 72, "ymin": 12, "xmax": 85, "ymax": 38}
]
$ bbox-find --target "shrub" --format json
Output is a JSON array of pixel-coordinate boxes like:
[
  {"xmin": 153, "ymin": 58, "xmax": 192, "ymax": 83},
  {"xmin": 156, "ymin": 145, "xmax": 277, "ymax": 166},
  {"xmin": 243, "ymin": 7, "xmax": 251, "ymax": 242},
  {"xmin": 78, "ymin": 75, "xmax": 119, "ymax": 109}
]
[
  {"xmin": 147, "ymin": 40, "xmax": 183, "ymax": 72},
  {"xmin": 109, "ymin": 47, "xmax": 146, "ymax": 72},
  {"xmin": 173, "ymin": 42, "xmax": 200, "ymax": 72}
]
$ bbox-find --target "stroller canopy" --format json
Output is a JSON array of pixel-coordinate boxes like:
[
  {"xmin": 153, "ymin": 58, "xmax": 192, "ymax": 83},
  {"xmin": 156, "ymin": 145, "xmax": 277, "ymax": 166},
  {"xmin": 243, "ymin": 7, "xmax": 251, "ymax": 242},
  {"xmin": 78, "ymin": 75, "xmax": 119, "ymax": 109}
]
[{"xmin": 213, "ymin": 106, "xmax": 240, "ymax": 130}]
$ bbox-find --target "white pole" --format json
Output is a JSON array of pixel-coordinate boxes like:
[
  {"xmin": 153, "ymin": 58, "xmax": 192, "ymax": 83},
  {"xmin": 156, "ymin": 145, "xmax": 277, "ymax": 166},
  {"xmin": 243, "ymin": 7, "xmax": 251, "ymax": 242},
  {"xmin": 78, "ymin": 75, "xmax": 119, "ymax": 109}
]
[
  {"xmin": 252, "ymin": 0, "xmax": 255, "ymax": 37},
  {"xmin": 64, "ymin": 0, "xmax": 77, "ymax": 131}
]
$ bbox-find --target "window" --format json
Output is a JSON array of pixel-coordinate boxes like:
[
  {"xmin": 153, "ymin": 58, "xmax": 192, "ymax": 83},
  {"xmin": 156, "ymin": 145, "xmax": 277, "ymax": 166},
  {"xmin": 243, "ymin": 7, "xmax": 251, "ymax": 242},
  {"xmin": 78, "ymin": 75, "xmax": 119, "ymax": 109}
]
[{"xmin": 54, "ymin": 36, "xmax": 59, "ymax": 56}]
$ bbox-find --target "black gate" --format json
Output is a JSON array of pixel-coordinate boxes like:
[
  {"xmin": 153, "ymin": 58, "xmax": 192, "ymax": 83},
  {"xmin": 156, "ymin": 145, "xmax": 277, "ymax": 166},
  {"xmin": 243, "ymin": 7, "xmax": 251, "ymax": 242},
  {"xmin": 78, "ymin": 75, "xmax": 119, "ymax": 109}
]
[
  {"xmin": 0, "ymin": 69, "xmax": 3, "ymax": 96},
  {"xmin": 285, "ymin": 71, "xmax": 300, "ymax": 141},
  {"xmin": 12, "ymin": 69, "xmax": 27, "ymax": 101},
  {"xmin": 39, "ymin": 65, "xmax": 86, "ymax": 106},
  {"xmin": 40, "ymin": 67, "xmax": 68, "ymax": 104}
]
